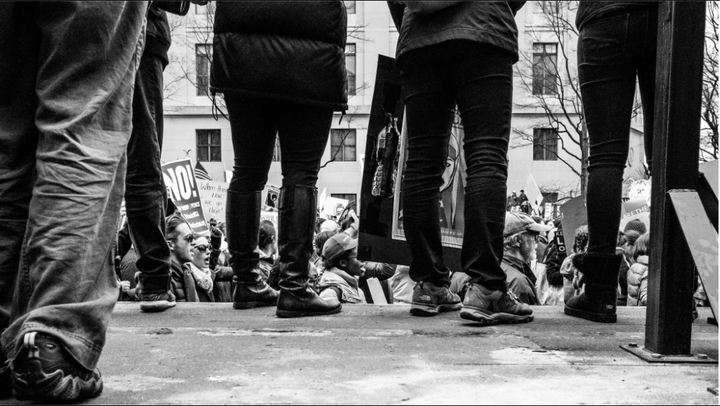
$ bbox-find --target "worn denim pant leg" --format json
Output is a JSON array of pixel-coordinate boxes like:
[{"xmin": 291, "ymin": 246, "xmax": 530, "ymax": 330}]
[
  {"xmin": 399, "ymin": 41, "xmax": 513, "ymax": 291},
  {"xmin": 578, "ymin": 9, "xmax": 657, "ymax": 254},
  {"xmin": 0, "ymin": 2, "xmax": 146, "ymax": 370},
  {"xmin": 125, "ymin": 50, "xmax": 171, "ymax": 293}
]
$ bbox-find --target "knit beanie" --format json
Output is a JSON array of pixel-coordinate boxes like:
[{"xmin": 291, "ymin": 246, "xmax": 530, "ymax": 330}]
[{"xmin": 623, "ymin": 219, "xmax": 647, "ymax": 235}]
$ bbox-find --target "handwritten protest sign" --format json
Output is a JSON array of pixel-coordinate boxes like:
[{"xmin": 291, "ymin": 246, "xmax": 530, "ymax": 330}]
[
  {"xmin": 620, "ymin": 198, "xmax": 650, "ymax": 232},
  {"xmin": 162, "ymin": 159, "xmax": 210, "ymax": 236},
  {"xmin": 198, "ymin": 180, "xmax": 228, "ymax": 224}
]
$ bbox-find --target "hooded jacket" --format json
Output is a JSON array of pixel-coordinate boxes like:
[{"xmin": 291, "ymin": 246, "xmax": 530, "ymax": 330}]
[
  {"xmin": 388, "ymin": 1, "xmax": 525, "ymax": 64},
  {"xmin": 627, "ymin": 255, "xmax": 649, "ymax": 306},
  {"xmin": 210, "ymin": 2, "xmax": 348, "ymax": 111}
]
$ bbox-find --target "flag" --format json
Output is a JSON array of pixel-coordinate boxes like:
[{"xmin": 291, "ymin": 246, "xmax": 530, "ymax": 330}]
[
  {"xmin": 194, "ymin": 161, "xmax": 212, "ymax": 181},
  {"xmin": 523, "ymin": 174, "xmax": 543, "ymax": 209}
]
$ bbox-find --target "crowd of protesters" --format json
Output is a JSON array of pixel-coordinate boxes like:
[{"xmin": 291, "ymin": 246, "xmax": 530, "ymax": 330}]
[{"xmin": 0, "ymin": 1, "xmax": 708, "ymax": 404}]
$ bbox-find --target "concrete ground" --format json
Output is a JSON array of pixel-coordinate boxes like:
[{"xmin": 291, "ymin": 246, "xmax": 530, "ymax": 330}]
[{"xmin": 2, "ymin": 304, "xmax": 717, "ymax": 404}]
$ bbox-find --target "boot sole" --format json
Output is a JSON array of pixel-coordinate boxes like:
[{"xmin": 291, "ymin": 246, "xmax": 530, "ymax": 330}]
[
  {"xmin": 564, "ymin": 306, "xmax": 617, "ymax": 323},
  {"xmin": 13, "ymin": 366, "xmax": 103, "ymax": 402},
  {"xmin": 276, "ymin": 306, "xmax": 342, "ymax": 318},
  {"xmin": 410, "ymin": 303, "xmax": 461, "ymax": 317},
  {"xmin": 460, "ymin": 308, "xmax": 534, "ymax": 325},
  {"xmin": 140, "ymin": 300, "xmax": 176, "ymax": 313},
  {"xmin": 233, "ymin": 301, "xmax": 277, "ymax": 309}
]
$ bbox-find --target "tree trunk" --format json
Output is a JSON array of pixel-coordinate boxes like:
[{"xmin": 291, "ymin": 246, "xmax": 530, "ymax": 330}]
[{"xmin": 580, "ymin": 120, "xmax": 589, "ymax": 196}]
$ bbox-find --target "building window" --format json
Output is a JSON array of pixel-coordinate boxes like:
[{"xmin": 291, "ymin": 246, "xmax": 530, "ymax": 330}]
[
  {"xmin": 533, "ymin": 128, "xmax": 558, "ymax": 161},
  {"xmin": 330, "ymin": 129, "xmax": 356, "ymax": 162},
  {"xmin": 344, "ymin": 0, "xmax": 356, "ymax": 14},
  {"xmin": 532, "ymin": 43, "xmax": 558, "ymax": 96},
  {"xmin": 272, "ymin": 135, "xmax": 281, "ymax": 162},
  {"xmin": 197, "ymin": 129, "xmax": 222, "ymax": 162},
  {"xmin": 346, "ymin": 43, "xmax": 356, "ymax": 96},
  {"xmin": 195, "ymin": 44, "xmax": 212, "ymax": 96}
]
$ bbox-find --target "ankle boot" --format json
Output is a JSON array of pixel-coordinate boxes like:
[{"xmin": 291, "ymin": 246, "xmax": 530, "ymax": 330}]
[
  {"xmin": 275, "ymin": 186, "xmax": 341, "ymax": 318},
  {"xmin": 564, "ymin": 252, "xmax": 623, "ymax": 323},
  {"xmin": 226, "ymin": 190, "xmax": 278, "ymax": 309}
]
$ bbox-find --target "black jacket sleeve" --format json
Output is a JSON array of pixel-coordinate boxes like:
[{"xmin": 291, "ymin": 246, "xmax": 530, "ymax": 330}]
[
  {"xmin": 387, "ymin": 2, "xmax": 405, "ymax": 31},
  {"xmin": 362, "ymin": 261, "xmax": 396, "ymax": 281}
]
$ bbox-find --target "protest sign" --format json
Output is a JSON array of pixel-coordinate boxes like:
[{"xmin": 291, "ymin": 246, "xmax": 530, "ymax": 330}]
[
  {"xmin": 162, "ymin": 158, "xmax": 210, "ymax": 235},
  {"xmin": 198, "ymin": 180, "xmax": 228, "ymax": 224},
  {"xmin": 620, "ymin": 198, "xmax": 650, "ymax": 232},
  {"xmin": 260, "ymin": 211, "xmax": 278, "ymax": 228},
  {"xmin": 322, "ymin": 196, "xmax": 349, "ymax": 220},
  {"xmin": 559, "ymin": 196, "xmax": 587, "ymax": 251},
  {"xmin": 262, "ymin": 184, "xmax": 280, "ymax": 211}
]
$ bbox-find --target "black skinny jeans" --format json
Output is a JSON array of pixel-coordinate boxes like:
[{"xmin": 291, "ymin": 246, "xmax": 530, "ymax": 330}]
[
  {"xmin": 225, "ymin": 99, "xmax": 333, "ymax": 193},
  {"xmin": 123, "ymin": 46, "xmax": 171, "ymax": 293},
  {"xmin": 399, "ymin": 41, "xmax": 514, "ymax": 291},
  {"xmin": 578, "ymin": 7, "xmax": 657, "ymax": 254}
]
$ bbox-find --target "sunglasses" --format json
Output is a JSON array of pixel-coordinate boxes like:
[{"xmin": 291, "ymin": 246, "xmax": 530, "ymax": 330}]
[{"xmin": 192, "ymin": 244, "xmax": 210, "ymax": 253}]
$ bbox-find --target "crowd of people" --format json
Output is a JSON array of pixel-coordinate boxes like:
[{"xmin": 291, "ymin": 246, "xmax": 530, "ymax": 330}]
[{"xmin": 0, "ymin": 1, "xmax": 704, "ymax": 404}]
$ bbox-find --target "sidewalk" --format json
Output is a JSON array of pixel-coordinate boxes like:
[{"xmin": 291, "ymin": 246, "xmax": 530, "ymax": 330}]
[{"xmin": 3, "ymin": 304, "xmax": 718, "ymax": 404}]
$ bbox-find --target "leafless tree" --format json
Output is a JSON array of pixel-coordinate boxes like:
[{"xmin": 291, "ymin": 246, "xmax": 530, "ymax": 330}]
[
  {"xmin": 513, "ymin": 1, "xmax": 588, "ymax": 196},
  {"xmin": 701, "ymin": 1, "xmax": 719, "ymax": 161}
]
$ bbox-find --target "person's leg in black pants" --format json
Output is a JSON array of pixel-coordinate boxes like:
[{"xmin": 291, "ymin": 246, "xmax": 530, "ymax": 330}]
[
  {"xmin": 567, "ymin": 8, "xmax": 657, "ymax": 323},
  {"xmin": 225, "ymin": 99, "xmax": 340, "ymax": 317},
  {"xmin": 125, "ymin": 47, "xmax": 173, "ymax": 312}
]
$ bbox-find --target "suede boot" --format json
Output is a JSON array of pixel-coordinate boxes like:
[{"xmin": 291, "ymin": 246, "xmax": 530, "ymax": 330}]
[
  {"xmin": 275, "ymin": 186, "xmax": 341, "ymax": 318},
  {"xmin": 227, "ymin": 190, "xmax": 278, "ymax": 309},
  {"xmin": 564, "ymin": 252, "xmax": 623, "ymax": 323}
]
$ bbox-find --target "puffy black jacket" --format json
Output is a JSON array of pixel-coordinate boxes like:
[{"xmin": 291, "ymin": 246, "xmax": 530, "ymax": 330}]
[{"xmin": 211, "ymin": 2, "xmax": 348, "ymax": 111}]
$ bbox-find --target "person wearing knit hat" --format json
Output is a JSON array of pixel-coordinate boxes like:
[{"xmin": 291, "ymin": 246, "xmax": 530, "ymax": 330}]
[
  {"xmin": 318, "ymin": 234, "xmax": 365, "ymax": 304},
  {"xmin": 623, "ymin": 219, "xmax": 647, "ymax": 235}
]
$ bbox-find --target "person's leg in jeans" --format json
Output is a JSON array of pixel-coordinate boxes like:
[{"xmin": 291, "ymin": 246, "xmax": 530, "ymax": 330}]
[
  {"xmin": 274, "ymin": 101, "xmax": 342, "ymax": 318},
  {"xmin": 0, "ymin": 3, "xmax": 40, "ymax": 397},
  {"xmin": 0, "ymin": 2, "xmax": 146, "ymax": 400},
  {"xmin": 399, "ymin": 44, "xmax": 462, "ymax": 317},
  {"xmin": 225, "ymin": 98, "xmax": 280, "ymax": 309},
  {"xmin": 125, "ymin": 45, "xmax": 174, "ymax": 312},
  {"xmin": 567, "ymin": 9, "xmax": 653, "ymax": 323}
]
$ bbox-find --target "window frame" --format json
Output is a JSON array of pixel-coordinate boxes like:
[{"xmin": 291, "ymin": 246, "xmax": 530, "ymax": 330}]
[
  {"xmin": 532, "ymin": 42, "xmax": 558, "ymax": 96},
  {"xmin": 330, "ymin": 129, "xmax": 357, "ymax": 162},
  {"xmin": 195, "ymin": 44, "xmax": 212, "ymax": 96},
  {"xmin": 196, "ymin": 129, "xmax": 222, "ymax": 162},
  {"xmin": 533, "ymin": 128, "xmax": 559, "ymax": 161}
]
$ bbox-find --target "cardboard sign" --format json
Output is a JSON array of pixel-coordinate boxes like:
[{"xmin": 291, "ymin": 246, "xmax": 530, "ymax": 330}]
[
  {"xmin": 162, "ymin": 158, "xmax": 210, "ymax": 235},
  {"xmin": 198, "ymin": 180, "xmax": 228, "ymax": 224},
  {"xmin": 559, "ymin": 196, "xmax": 587, "ymax": 252}
]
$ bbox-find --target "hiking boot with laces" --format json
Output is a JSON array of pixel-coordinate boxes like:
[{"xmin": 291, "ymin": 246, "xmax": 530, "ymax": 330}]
[
  {"xmin": 460, "ymin": 283, "xmax": 533, "ymax": 325},
  {"xmin": 138, "ymin": 289, "xmax": 176, "ymax": 313},
  {"xmin": 410, "ymin": 281, "xmax": 462, "ymax": 317},
  {"xmin": 12, "ymin": 332, "xmax": 103, "ymax": 402}
]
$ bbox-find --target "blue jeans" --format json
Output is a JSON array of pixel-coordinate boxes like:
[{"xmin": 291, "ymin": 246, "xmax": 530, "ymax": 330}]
[
  {"xmin": 578, "ymin": 7, "xmax": 657, "ymax": 254},
  {"xmin": 398, "ymin": 41, "xmax": 514, "ymax": 291},
  {"xmin": 0, "ymin": 2, "xmax": 146, "ymax": 370}
]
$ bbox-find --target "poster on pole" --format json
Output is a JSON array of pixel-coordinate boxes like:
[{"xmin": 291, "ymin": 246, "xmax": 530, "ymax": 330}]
[
  {"xmin": 162, "ymin": 158, "xmax": 210, "ymax": 236},
  {"xmin": 198, "ymin": 180, "xmax": 228, "ymax": 224},
  {"xmin": 391, "ymin": 109, "xmax": 466, "ymax": 249}
]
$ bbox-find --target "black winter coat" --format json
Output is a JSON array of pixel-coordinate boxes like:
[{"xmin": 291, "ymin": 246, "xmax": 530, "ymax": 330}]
[{"xmin": 211, "ymin": 2, "xmax": 348, "ymax": 111}]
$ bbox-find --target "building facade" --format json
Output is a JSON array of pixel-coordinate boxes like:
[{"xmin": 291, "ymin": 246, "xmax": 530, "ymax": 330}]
[{"xmin": 161, "ymin": 1, "xmax": 645, "ymax": 209}]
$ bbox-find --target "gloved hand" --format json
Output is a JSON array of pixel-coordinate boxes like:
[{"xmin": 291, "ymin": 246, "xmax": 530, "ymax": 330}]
[{"xmin": 210, "ymin": 226, "xmax": 223, "ymax": 250}]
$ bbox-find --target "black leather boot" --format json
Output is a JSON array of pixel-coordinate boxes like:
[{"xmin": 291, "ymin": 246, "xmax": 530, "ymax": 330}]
[
  {"xmin": 275, "ymin": 186, "xmax": 341, "ymax": 318},
  {"xmin": 226, "ymin": 190, "xmax": 278, "ymax": 309},
  {"xmin": 564, "ymin": 253, "xmax": 623, "ymax": 323}
]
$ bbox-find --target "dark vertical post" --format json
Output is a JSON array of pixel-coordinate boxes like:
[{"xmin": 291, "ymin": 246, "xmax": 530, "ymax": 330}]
[{"xmin": 645, "ymin": 2, "xmax": 706, "ymax": 355}]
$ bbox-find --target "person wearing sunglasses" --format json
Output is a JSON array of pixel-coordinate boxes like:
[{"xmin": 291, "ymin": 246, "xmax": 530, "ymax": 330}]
[
  {"xmin": 166, "ymin": 214, "xmax": 197, "ymax": 302},
  {"xmin": 185, "ymin": 236, "xmax": 233, "ymax": 302}
]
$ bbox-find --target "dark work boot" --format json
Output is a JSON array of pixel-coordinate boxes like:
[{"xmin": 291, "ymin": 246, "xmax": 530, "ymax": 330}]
[
  {"xmin": 275, "ymin": 186, "xmax": 341, "ymax": 318},
  {"xmin": 227, "ymin": 190, "xmax": 278, "ymax": 309},
  {"xmin": 564, "ymin": 253, "xmax": 623, "ymax": 323}
]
